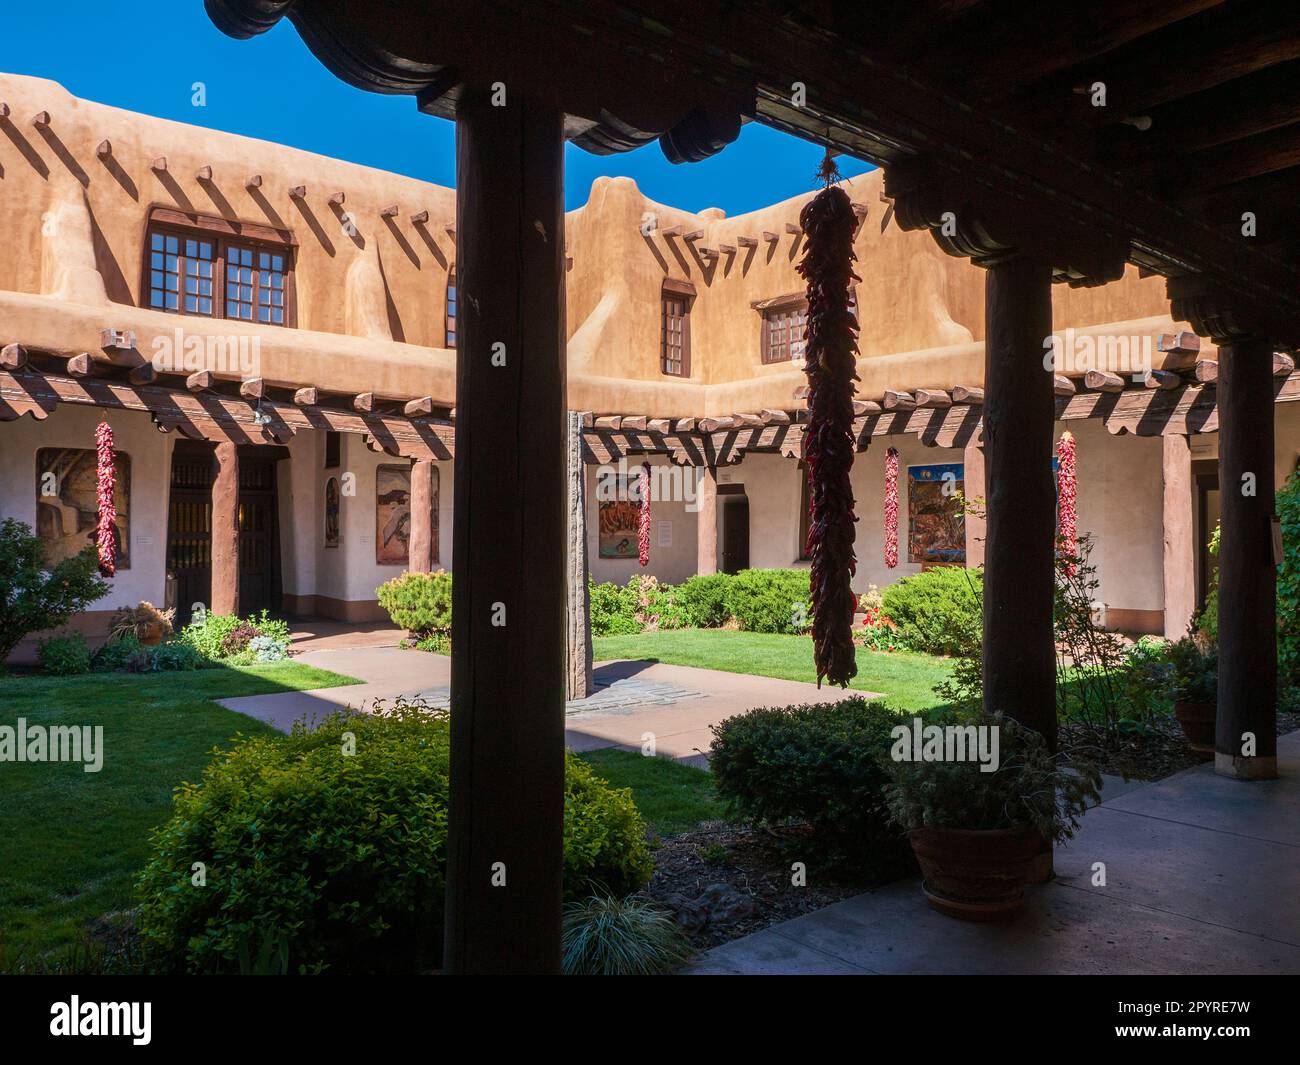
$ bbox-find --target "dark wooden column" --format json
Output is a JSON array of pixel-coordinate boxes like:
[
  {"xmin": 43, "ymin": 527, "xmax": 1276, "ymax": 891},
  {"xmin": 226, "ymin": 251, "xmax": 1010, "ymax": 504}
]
[
  {"xmin": 1215, "ymin": 337, "xmax": 1277, "ymax": 780},
  {"xmin": 982, "ymin": 256, "xmax": 1057, "ymax": 752},
  {"xmin": 443, "ymin": 89, "xmax": 567, "ymax": 973},
  {"xmin": 210, "ymin": 441, "xmax": 240, "ymax": 616},
  {"xmin": 409, "ymin": 458, "xmax": 435, "ymax": 573}
]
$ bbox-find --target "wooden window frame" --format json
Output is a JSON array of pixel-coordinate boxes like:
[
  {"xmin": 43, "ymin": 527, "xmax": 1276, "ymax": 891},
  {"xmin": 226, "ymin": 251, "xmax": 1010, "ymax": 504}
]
[
  {"xmin": 140, "ymin": 206, "xmax": 298, "ymax": 327},
  {"xmin": 446, "ymin": 266, "xmax": 457, "ymax": 348},
  {"xmin": 661, "ymin": 277, "xmax": 695, "ymax": 377},
  {"xmin": 753, "ymin": 292, "xmax": 809, "ymax": 365}
]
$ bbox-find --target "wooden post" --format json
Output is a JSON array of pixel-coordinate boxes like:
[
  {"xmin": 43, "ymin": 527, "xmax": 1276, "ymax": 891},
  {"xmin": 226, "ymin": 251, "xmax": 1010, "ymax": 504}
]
[
  {"xmin": 409, "ymin": 458, "xmax": 435, "ymax": 573},
  {"xmin": 696, "ymin": 465, "xmax": 718, "ymax": 575},
  {"xmin": 1215, "ymin": 337, "xmax": 1277, "ymax": 780},
  {"xmin": 982, "ymin": 257, "xmax": 1057, "ymax": 752},
  {"xmin": 962, "ymin": 432, "xmax": 986, "ymax": 568},
  {"xmin": 443, "ymin": 90, "xmax": 567, "ymax": 974},
  {"xmin": 210, "ymin": 442, "xmax": 240, "ymax": 616},
  {"xmin": 566, "ymin": 411, "xmax": 593, "ymax": 700},
  {"xmin": 1162, "ymin": 433, "xmax": 1197, "ymax": 639}
]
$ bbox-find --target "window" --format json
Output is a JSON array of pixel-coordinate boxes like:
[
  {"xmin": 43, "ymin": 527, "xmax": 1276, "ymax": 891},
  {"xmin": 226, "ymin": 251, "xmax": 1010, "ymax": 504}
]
[
  {"xmin": 661, "ymin": 278, "xmax": 695, "ymax": 377},
  {"xmin": 755, "ymin": 293, "xmax": 809, "ymax": 365},
  {"xmin": 324, "ymin": 431, "xmax": 341, "ymax": 470},
  {"xmin": 446, "ymin": 267, "xmax": 457, "ymax": 348},
  {"xmin": 143, "ymin": 208, "xmax": 295, "ymax": 325}
]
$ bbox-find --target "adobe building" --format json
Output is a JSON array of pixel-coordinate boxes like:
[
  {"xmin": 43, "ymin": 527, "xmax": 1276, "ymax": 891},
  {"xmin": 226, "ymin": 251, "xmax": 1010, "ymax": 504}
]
[{"xmin": 2, "ymin": 71, "xmax": 1298, "ymax": 662}]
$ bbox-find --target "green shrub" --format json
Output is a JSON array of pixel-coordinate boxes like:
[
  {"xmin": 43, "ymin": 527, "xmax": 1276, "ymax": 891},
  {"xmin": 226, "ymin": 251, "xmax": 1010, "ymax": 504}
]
[
  {"xmin": 137, "ymin": 701, "xmax": 652, "ymax": 974},
  {"xmin": 92, "ymin": 633, "xmax": 145, "ymax": 673},
  {"xmin": 881, "ymin": 566, "xmax": 982, "ymax": 656},
  {"xmin": 589, "ymin": 577, "xmax": 641, "ymax": 636},
  {"xmin": 149, "ymin": 639, "xmax": 213, "ymax": 671},
  {"xmin": 375, "ymin": 570, "xmax": 452, "ymax": 639},
  {"xmin": 37, "ymin": 631, "xmax": 92, "ymax": 676},
  {"xmin": 1165, "ymin": 635, "xmax": 1216, "ymax": 703},
  {"xmin": 412, "ymin": 632, "xmax": 450, "ymax": 655},
  {"xmin": 0, "ymin": 518, "xmax": 110, "ymax": 668},
  {"xmin": 675, "ymin": 573, "xmax": 733, "ymax": 628},
  {"xmin": 180, "ymin": 609, "xmax": 290, "ymax": 662},
  {"xmin": 722, "ymin": 568, "xmax": 811, "ymax": 634},
  {"xmin": 1276, "ymin": 471, "xmax": 1300, "ymax": 686},
  {"xmin": 709, "ymin": 697, "xmax": 910, "ymax": 869},
  {"xmin": 562, "ymin": 895, "xmax": 691, "ymax": 975}
]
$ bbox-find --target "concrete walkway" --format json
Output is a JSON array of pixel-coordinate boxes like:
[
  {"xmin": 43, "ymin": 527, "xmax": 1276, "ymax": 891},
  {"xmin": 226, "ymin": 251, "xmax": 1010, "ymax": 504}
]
[
  {"xmin": 689, "ymin": 729, "xmax": 1300, "ymax": 974},
  {"xmin": 221, "ymin": 647, "xmax": 873, "ymax": 764}
]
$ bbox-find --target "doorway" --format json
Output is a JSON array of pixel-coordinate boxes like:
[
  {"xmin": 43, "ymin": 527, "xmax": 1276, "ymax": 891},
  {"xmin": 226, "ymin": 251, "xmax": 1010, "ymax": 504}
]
[
  {"xmin": 1194, "ymin": 460, "xmax": 1220, "ymax": 611},
  {"xmin": 719, "ymin": 484, "xmax": 750, "ymax": 574}
]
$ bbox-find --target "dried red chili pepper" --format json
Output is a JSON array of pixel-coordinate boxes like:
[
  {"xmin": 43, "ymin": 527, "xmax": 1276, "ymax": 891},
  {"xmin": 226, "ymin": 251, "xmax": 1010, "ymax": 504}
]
[{"xmin": 798, "ymin": 184, "xmax": 860, "ymax": 687}]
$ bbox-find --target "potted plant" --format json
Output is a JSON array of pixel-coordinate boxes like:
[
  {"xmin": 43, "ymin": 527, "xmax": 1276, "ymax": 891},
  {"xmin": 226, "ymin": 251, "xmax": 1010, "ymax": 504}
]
[
  {"xmin": 1166, "ymin": 634, "xmax": 1217, "ymax": 757},
  {"xmin": 885, "ymin": 713, "xmax": 1100, "ymax": 921},
  {"xmin": 109, "ymin": 601, "xmax": 175, "ymax": 647}
]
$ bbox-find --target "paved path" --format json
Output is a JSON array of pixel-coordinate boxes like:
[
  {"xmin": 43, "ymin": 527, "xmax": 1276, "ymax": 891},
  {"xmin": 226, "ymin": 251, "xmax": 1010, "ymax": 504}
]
[
  {"xmin": 688, "ymin": 730, "xmax": 1300, "ymax": 975},
  {"xmin": 220, "ymin": 647, "xmax": 876, "ymax": 765}
]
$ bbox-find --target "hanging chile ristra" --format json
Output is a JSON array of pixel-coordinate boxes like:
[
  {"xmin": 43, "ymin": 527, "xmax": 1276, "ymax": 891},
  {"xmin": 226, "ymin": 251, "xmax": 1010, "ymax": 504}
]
[
  {"xmin": 798, "ymin": 179, "xmax": 860, "ymax": 687},
  {"xmin": 638, "ymin": 461, "xmax": 652, "ymax": 567},
  {"xmin": 95, "ymin": 420, "xmax": 117, "ymax": 578},
  {"xmin": 1056, "ymin": 430, "xmax": 1078, "ymax": 575},
  {"xmin": 884, "ymin": 446, "xmax": 900, "ymax": 569}
]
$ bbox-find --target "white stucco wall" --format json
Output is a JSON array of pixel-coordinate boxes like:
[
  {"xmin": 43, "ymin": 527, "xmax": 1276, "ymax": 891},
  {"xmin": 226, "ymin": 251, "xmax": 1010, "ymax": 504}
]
[{"xmin": 586, "ymin": 455, "xmax": 699, "ymax": 586}]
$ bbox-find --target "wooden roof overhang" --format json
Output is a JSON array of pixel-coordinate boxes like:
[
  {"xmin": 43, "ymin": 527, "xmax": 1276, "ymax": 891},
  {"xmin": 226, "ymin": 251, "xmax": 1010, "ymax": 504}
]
[{"xmin": 208, "ymin": 0, "xmax": 1300, "ymax": 350}]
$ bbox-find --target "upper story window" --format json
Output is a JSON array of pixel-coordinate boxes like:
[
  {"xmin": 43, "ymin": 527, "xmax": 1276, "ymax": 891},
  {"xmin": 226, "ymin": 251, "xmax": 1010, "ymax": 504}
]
[
  {"xmin": 143, "ymin": 207, "xmax": 295, "ymax": 326},
  {"xmin": 755, "ymin": 293, "xmax": 809, "ymax": 365},
  {"xmin": 446, "ymin": 267, "xmax": 457, "ymax": 348},
  {"xmin": 661, "ymin": 277, "xmax": 696, "ymax": 377}
]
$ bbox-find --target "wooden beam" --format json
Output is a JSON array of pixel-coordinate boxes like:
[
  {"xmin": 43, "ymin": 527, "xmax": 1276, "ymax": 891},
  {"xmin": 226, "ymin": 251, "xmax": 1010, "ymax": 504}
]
[
  {"xmin": 381, "ymin": 204, "xmax": 399, "ymax": 218},
  {"xmin": 882, "ymin": 389, "xmax": 916, "ymax": 411},
  {"xmin": 736, "ymin": 235, "xmax": 758, "ymax": 248},
  {"xmin": 1054, "ymin": 375, "xmax": 1077, "ymax": 396},
  {"xmin": 1141, "ymin": 368, "xmax": 1183, "ymax": 390},
  {"xmin": 66, "ymin": 353, "xmax": 93, "ymax": 377},
  {"xmin": 151, "ymin": 156, "xmax": 167, "ymax": 172},
  {"xmin": 1195, "ymin": 359, "xmax": 1220, "ymax": 383},
  {"xmin": 329, "ymin": 191, "xmax": 346, "ymax": 206},
  {"xmin": 682, "ymin": 229, "xmax": 704, "ymax": 242},
  {"xmin": 411, "ymin": 209, "xmax": 430, "ymax": 224},
  {"xmin": 660, "ymin": 225, "xmax": 683, "ymax": 237},
  {"xmin": 0, "ymin": 343, "xmax": 27, "ymax": 370},
  {"xmin": 1275, "ymin": 352, "xmax": 1296, "ymax": 377},
  {"xmin": 444, "ymin": 223, "xmax": 457, "ymax": 239},
  {"xmin": 239, "ymin": 378, "xmax": 266, "ymax": 400},
  {"xmin": 353, "ymin": 391, "xmax": 376, "ymax": 413},
  {"xmin": 246, "ymin": 174, "xmax": 263, "ymax": 189},
  {"xmin": 32, "ymin": 111, "xmax": 50, "ymax": 128},
  {"xmin": 294, "ymin": 386, "xmax": 320, "ymax": 406},
  {"xmin": 1158, "ymin": 331, "xmax": 1203, "ymax": 355},
  {"xmin": 128, "ymin": 363, "xmax": 156, "ymax": 387},
  {"xmin": 762, "ymin": 230, "xmax": 779, "ymax": 242},
  {"xmin": 852, "ymin": 399, "xmax": 882, "ymax": 416},
  {"xmin": 409, "ymin": 458, "xmax": 435, "ymax": 573},
  {"xmin": 698, "ymin": 416, "xmax": 735, "ymax": 432},
  {"xmin": 186, "ymin": 370, "xmax": 214, "ymax": 393},
  {"xmin": 404, "ymin": 395, "xmax": 434, "ymax": 417},
  {"xmin": 593, "ymin": 415, "xmax": 621, "ymax": 431},
  {"xmin": 718, "ymin": 243, "xmax": 736, "ymax": 254},
  {"xmin": 196, "ymin": 165, "xmax": 213, "ymax": 181},
  {"xmin": 914, "ymin": 388, "xmax": 952, "ymax": 408},
  {"xmin": 289, "ymin": 185, "xmax": 306, "ymax": 199},
  {"xmin": 784, "ymin": 222, "xmax": 801, "ymax": 235},
  {"xmin": 620, "ymin": 415, "xmax": 648, "ymax": 431},
  {"xmin": 733, "ymin": 412, "xmax": 764, "ymax": 427},
  {"xmin": 698, "ymin": 247, "xmax": 719, "ymax": 260},
  {"xmin": 760, "ymin": 408, "xmax": 791, "ymax": 424},
  {"xmin": 647, "ymin": 417, "xmax": 671, "ymax": 433},
  {"xmin": 95, "ymin": 139, "xmax": 111, "ymax": 158},
  {"xmin": 673, "ymin": 417, "xmax": 696, "ymax": 432},
  {"xmin": 211, "ymin": 442, "xmax": 240, "ymax": 615},
  {"xmin": 1084, "ymin": 369, "xmax": 1126, "ymax": 393},
  {"xmin": 952, "ymin": 384, "xmax": 984, "ymax": 404}
]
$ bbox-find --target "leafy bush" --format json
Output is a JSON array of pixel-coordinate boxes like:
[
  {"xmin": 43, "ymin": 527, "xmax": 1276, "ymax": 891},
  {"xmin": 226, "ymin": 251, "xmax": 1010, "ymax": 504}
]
[
  {"xmin": 723, "ymin": 568, "xmax": 811, "ymax": 634},
  {"xmin": 38, "ymin": 631, "xmax": 92, "ymax": 676},
  {"xmin": 180, "ymin": 609, "xmax": 290, "ymax": 662},
  {"xmin": 412, "ymin": 633, "xmax": 450, "ymax": 655},
  {"xmin": 137, "ymin": 701, "xmax": 652, "ymax": 974},
  {"xmin": 1277, "ymin": 471, "xmax": 1300, "ymax": 686},
  {"xmin": 375, "ymin": 570, "xmax": 452, "ymax": 639},
  {"xmin": 880, "ymin": 566, "xmax": 982, "ymax": 656},
  {"xmin": 1165, "ymin": 634, "xmax": 1216, "ymax": 703},
  {"xmin": 248, "ymin": 635, "xmax": 288, "ymax": 663},
  {"xmin": 709, "ymin": 697, "xmax": 909, "ymax": 869},
  {"xmin": 92, "ymin": 633, "xmax": 146, "ymax": 673},
  {"xmin": 674, "ymin": 573, "xmax": 733, "ymax": 628},
  {"xmin": 589, "ymin": 577, "xmax": 641, "ymax": 636},
  {"xmin": 885, "ymin": 712, "xmax": 1101, "ymax": 843},
  {"xmin": 562, "ymin": 895, "xmax": 690, "ymax": 975},
  {"xmin": 0, "ymin": 518, "xmax": 110, "ymax": 669},
  {"xmin": 149, "ymin": 639, "xmax": 212, "ymax": 671}
]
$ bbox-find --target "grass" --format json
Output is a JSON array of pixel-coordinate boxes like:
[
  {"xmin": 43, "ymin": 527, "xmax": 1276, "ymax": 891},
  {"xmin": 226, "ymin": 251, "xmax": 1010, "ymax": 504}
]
[
  {"xmin": 0, "ymin": 661, "xmax": 359, "ymax": 968},
  {"xmin": 593, "ymin": 629, "xmax": 953, "ymax": 713},
  {"xmin": 578, "ymin": 748, "xmax": 727, "ymax": 836}
]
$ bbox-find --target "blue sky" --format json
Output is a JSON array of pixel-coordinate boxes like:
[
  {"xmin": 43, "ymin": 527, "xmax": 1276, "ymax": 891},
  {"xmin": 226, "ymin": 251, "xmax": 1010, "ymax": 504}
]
[{"xmin": 1, "ymin": 2, "xmax": 873, "ymax": 214}]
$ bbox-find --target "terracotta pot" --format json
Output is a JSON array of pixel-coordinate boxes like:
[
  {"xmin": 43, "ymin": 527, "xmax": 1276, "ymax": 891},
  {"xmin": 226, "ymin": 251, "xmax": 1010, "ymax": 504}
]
[
  {"xmin": 1173, "ymin": 700, "xmax": 1216, "ymax": 759},
  {"xmin": 908, "ymin": 825, "xmax": 1042, "ymax": 921},
  {"xmin": 138, "ymin": 622, "xmax": 164, "ymax": 647}
]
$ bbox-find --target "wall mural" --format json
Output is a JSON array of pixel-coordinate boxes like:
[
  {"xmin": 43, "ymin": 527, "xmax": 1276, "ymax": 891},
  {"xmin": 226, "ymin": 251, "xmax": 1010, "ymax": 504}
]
[
  {"xmin": 376, "ymin": 464, "xmax": 411, "ymax": 565},
  {"xmin": 907, "ymin": 462, "xmax": 965, "ymax": 565},
  {"xmin": 35, "ymin": 448, "xmax": 131, "ymax": 570},
  {"xmin": 598, "ymin": 475, "xmax": 640, "ymax": 559},
  {"xmin": 324, "ymin": 476, "xmax": 340, "ymax": 548}
]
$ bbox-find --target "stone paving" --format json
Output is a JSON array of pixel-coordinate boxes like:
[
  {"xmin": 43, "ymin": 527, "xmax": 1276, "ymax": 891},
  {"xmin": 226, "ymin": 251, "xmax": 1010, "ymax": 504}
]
[{"xmin": 406, "ymin": 676, "xmax": 709, "ymax": 714}]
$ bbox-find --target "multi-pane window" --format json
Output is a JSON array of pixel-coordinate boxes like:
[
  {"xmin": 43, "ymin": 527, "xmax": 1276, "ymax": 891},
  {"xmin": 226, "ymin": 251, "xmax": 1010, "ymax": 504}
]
[
  {"xmin": 226, "ymin": 245, "xmax": 287, "ymax": 324},
  {"xmin": 760, "ymin": 298, "xmax": 808, "ymax": 364},
  {"xmin": 660, "ymin": 278, "xmax": 695, "ymax": 377},
  {"xmin": 149, "ymin": 232, "xmax": 214, "ymax": 316},
  {"xmin": 446, "ymin": 268, "xmax": 457, "ymax": 347},
  {"xmin": 144, "ymin": 210, "xmax": 294, "ymax": 326}
]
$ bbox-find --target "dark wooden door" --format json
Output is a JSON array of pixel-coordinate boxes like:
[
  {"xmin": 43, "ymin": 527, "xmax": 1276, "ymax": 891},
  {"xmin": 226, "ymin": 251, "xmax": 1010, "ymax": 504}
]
[
  {"xmin": 167, "ymin": 448, "xmax": 215, "ymax": 625},
  {"xmin": 238, "ymin": 456, "xmax": 279, "ymax": 617},
  {"xmin": 721, "ymin": 491, "xmax": 750, "ymax": 574}
]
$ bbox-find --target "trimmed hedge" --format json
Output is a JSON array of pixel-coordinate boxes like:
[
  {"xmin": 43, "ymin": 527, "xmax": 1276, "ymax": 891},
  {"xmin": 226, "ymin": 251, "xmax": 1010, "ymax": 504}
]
[
  {"xmin": 674, "ymin": 573, "xmax": 733, "ymax": 628},
  {"xmin": 376, "ymin": 570, "xmax": 452, "ymax": 640},
  {"xmin": 709, "ymin": 697, "xmax": 910, "ymax": 870},
  {"xmin": 137, "ymin": 702, "xmax": 652, "ymax": 974},
  {"xmin": 723, "ymin": 568, "xmax": 812, "ymax": 634},
  {"xmin": 880, "ymin": 566, "xmax": 982, "ymax": 656}
]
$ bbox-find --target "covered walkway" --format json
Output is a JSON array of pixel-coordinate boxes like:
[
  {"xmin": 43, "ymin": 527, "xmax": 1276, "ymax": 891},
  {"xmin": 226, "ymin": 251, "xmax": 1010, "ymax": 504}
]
[{"xmin": 690, "ymin": 731, "xmax": 1300, "ymax": 975}]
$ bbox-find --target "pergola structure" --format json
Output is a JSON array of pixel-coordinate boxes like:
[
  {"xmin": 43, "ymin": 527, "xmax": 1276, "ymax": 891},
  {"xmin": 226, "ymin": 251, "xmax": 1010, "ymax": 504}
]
[{"xmin": 206, "ymin": 0, "xmax": 1300, "ymax": 972}]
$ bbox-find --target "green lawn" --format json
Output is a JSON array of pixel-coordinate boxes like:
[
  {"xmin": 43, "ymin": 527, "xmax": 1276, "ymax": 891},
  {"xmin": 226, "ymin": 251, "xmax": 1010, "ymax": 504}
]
[
  {"xmin": 0, "ymin": 661, "xmax": 359, "ymax": 968},
  {"xmin": 578, "ymin": 748, "xmax": 727, "ymax": 836},
  {"xmin": 593, "ymin": 629, "xmax": 953, "ymax": 713}
]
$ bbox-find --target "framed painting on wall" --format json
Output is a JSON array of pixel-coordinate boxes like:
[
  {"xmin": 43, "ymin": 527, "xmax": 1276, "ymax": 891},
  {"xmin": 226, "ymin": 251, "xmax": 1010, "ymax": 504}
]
[
  {"xmin": 598, "ymin": 476, "xmax": 639, "ymax": 560},
  {"xmin": 907, "ymin": 462, "xmax": 965, "ymax": 565},
  {"xmin": 376, "ymin": 464, "xmax": 411, "ymax": 565},
  {"xmin": 35, "ymin": 447, "xmax": 131, "ymax": 570}
]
